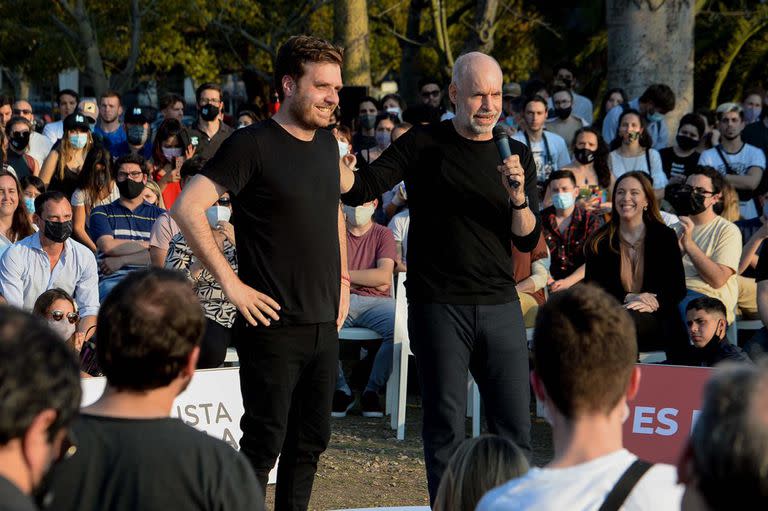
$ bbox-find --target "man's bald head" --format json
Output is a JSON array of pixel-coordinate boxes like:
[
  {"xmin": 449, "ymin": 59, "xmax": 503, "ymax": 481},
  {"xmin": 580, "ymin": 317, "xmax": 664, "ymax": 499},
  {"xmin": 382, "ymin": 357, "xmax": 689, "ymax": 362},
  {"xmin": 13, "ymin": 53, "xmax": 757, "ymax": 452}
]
[
  {"xmin": 448, "ymin": 52, "xmax": 503, "ymax": 139},
  {"xmin": 451, "ymin": 52, "xmax": 503, "ymax": 92}
]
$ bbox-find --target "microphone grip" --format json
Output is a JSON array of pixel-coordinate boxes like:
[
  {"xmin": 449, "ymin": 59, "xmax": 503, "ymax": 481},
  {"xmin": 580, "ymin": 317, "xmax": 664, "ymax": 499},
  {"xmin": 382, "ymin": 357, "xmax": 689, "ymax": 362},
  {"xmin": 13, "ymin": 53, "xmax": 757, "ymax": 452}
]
[{"xmin": 495, "ymin": 137, "xmax": 520, "ymax": 189}]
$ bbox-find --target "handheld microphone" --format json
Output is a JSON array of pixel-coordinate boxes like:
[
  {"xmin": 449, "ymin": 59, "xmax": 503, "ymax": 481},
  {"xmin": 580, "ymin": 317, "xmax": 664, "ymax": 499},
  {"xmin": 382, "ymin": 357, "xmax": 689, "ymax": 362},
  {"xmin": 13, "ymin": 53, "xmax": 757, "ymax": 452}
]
[{"xmin": 493, "ymin": 125, "xmax": 520, "ymax": 189}]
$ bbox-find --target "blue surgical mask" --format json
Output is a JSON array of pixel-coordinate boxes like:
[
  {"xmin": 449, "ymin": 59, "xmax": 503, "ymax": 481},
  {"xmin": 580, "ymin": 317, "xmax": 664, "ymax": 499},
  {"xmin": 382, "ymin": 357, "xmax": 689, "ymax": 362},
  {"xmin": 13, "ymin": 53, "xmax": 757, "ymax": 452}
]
[
  {"xmin": 647, "ymin": 112, "xmax": 664, "ymax": 123},
  {"xmin": 23, "ymin": 197, "xmax": 35, "ymax": 213},
  {"xmin": 68, "ymin": 133, "xmax": 88, "ymax": 149},
  {"xmin": 552, "ymin": 192, "xmax": 576, "ymax": 210}
]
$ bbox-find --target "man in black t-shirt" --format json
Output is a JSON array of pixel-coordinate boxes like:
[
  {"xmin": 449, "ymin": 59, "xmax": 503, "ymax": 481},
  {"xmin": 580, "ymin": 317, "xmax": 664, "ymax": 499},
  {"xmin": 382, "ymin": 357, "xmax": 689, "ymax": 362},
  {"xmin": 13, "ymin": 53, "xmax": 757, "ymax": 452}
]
[
  {"xmin": 172, "ymin": 36, "xmax": 349, "ymax": 510},
  {"xmin": 341, "ymin": 52, "xmax": 540, "ymax": 503},
  {"xmin": 47, "ymin": 269, "xmax": 261, "ymax": 511}
]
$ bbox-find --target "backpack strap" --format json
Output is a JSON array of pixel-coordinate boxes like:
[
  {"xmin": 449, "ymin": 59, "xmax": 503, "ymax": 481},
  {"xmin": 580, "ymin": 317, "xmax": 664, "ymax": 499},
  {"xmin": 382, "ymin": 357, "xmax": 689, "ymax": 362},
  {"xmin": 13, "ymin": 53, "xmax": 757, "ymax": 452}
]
[
  {"xmin": 597, "ymin": 459, "xmax": 654, "ymax": 511},
  {"xmin": 714, "ymin": 145, "xmax": 735, "ymax": 175}
]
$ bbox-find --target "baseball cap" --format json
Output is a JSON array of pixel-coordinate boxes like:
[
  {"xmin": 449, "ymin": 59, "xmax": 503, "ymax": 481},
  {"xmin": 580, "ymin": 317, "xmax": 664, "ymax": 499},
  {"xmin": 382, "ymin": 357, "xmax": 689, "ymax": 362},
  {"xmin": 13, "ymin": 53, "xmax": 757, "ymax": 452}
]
[
  {"xmin": 503, "ymin": 83, "xmax": 522, "ymax": 98},
  {"xmin": 125, "ymin": 106, "xmax": 150, "ymax": 125},
  {"xmin": 77, "ymin": 98, "xmax": 98, "ymax": 124},
  {"xmin": 63, "ymin": 113, "xmax": 91, "ymax": 132}
]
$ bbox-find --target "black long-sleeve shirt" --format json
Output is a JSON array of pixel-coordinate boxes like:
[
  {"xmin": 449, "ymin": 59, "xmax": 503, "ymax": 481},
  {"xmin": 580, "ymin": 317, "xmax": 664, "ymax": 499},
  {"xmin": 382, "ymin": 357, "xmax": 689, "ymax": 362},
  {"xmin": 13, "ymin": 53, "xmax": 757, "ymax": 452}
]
[{"xmin": 342, "ymin": 120, "xmax": 540, "ymax": 305}]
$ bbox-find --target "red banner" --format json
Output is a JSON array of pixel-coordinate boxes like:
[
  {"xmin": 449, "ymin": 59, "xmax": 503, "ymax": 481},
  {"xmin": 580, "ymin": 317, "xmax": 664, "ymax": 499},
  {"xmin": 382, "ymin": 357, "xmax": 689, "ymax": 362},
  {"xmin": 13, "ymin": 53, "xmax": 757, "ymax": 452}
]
[{"xmin": 622, "ymin": 364, "xmax": 713, "ymax": 464}]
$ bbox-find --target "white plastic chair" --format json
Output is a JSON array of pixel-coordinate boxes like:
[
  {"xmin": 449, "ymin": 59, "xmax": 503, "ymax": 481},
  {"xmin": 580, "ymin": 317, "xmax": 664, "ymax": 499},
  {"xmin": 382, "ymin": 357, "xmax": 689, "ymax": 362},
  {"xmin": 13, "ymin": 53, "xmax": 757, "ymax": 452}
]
[{"xmin": 389, "ymin": 274, "xmax": 480, "ymax": 440}]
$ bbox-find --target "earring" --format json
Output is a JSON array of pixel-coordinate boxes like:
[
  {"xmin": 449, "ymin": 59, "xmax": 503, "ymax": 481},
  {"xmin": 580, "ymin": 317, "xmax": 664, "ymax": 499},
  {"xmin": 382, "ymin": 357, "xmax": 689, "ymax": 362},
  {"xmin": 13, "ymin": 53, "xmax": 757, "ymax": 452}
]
[{"xmin": 643, "ymin": 206, "xmax": 647, "ymax": 211}]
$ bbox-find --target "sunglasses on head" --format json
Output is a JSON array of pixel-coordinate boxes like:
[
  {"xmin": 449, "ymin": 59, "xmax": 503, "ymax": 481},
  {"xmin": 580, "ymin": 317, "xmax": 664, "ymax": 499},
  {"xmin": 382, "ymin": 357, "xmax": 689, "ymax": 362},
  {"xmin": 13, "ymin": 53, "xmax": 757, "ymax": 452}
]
[
  {"xmin": 51, "ymin": 310, "xmax": 79, "ymax": 324},
  {"xmin": 217, "ymin": 198, "xmax": 231, "ymax": 206}
]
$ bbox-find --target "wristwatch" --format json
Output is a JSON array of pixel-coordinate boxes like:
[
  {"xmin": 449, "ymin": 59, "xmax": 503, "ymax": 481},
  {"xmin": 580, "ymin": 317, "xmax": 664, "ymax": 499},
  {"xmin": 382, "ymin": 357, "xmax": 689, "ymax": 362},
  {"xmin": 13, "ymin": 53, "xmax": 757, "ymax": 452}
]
[{"xmin": 510, "ymin": 196, "xmax": 528, "ymax": 210}]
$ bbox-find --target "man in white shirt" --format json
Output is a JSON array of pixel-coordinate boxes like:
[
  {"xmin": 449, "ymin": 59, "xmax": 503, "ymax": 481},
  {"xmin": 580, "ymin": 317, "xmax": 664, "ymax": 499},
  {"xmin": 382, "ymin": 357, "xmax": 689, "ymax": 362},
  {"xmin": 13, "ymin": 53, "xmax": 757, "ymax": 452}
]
[
  {"xmin": 512, "ymin": 96, "xmax": 569, "ymax": 183},
  {"xmin": 698, "ymin": 102, "xmax": 765, "ymax": 219},
  {"xmin": 42, "ymin": 89, "xmax": 79, "ymax": 144},
  {"xmin": 602, "ymin": 84, "xmax": 676, "ymax": 150},
  {"xmin": 478, "ymin": 284, "xmax": 684, "ymax": 511},
  {"xmin": 0, "ymin": 191, "xmax": 99, "ymax": 338}
]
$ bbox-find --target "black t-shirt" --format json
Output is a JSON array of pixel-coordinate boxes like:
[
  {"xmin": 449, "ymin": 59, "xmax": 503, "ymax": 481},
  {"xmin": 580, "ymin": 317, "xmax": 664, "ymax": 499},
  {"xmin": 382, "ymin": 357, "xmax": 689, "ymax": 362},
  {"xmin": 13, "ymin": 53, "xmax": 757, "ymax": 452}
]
[
  {"xmin": 201, "ymin": 119, "xmax": 340, "ymax": 324},
  {"xmin": 48, "ymin": 415, "xmax": 262, "ymax": 511},
  {"xmin": 743, "ymin": 120, "xmax": 768, "ymax": 157},
  {"xmin": 342, "ymin": 120, "xmax": 541, "ymax": 305},
  {"xmin": 0, "ymin": 475, "xmax": 36, "ymax": 511},
  {"xmin": 755, "ymin": 240, "xmax": 768, "ymax": 283},
  {"xmin": 659, "ymin": 147, "xmax": 700, "ymax": 179}
]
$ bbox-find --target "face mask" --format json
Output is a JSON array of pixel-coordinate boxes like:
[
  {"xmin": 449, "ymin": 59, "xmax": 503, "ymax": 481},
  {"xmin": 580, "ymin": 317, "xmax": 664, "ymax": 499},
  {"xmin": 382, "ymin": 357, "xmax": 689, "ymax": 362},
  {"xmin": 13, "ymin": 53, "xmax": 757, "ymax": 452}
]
[
  {"xmin": 359, "ymin": 114, "xmax": 376, "ymax": 130},
  {"xmin": 47, "ymin": 317, "xmax": 76, "ymax": 341},
  {"xmin": 554, "ymin": 107, "xmax": 572, "ymax": 120},
  {"xmin": 10, "ymin": 131, "xmax": 30, "ymax": 151},
  {"xmin": 162, "ymin": 147, "xmax": 183, "ymax": 160},
  {"xmin": 669, "ymin": 187, "xmax": 707, "ymax": 217},
  {"xmin": 623, "ymin": 131, "xmax": 641, "ymax": 143},
  {"xmin": 375, "ymin": 131, "xmax": 391, "ymax": 149},
  {"xmin": 647, "ymin": 112, "xmax": 664, "ymax": 123},
  {"xmin": 573, "ymin": 148, "xmax": 595, "ymax": 165},
  {"xmin": 24, "ymin": 197, "xmax": 35, "ymax": 213},
  {"xmin": 205, "ymin": 205, "xmax": 231, "ymax": 228},
  {"xmin": 237, "ymin": 122, "xmax": 248, "ymax": 129},
  {"xmin": 552, "ymin": 192, "xmax": 576, "ymax": 210},
  {"xmin": 561, "ymin": 78, "xmax": 573, "ymax": 89},
  {"xmin": 676, "ymin": 134, "xmax": 699, "ymax": 151},
  {"xmin": 386, "ymin": 107, "xmax": 402, "ymax": 120},
  {"xmin": 43, "ymin": 220, "xmax": 73, "ymax": 243},
  {"xmin": 745, "ymin": 106, "xmax": 762, "ymax": 124},
  {"xmin": 68, "ymin": 133, "xmax": 88, "ymax": 149},
  {"xmin": 338, "ymin": 140, "xmax": 350, "ymax": 158},
  {"xmin": 117, "ymin": 179, "xmax": 145, "ymax": 200},
  {"xmin": 127, "ymin": 125, "xmax": 148, "ymax": 146},
  {"xmin": 343, "ymin": 204, "xmax": 375, "ymax": 226},
  {"xmin": 200, "ymin": 104, "xmax": 220, "ymax": 122}
]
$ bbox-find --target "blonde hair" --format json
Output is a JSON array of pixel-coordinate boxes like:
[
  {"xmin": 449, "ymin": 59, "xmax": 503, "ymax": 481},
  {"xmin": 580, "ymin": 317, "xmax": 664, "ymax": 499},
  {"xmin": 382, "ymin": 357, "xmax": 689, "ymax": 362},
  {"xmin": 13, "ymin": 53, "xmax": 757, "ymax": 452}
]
[
  {"xmin": 58, "ymin": 130, "xmax": 92, "ymax": 182},
  {"xmin": 719, "ymin": 181, "xmax": 740, "ymax": 222},
  {"xmin": 143, "ymin": 181, "xmax": 165, "ymax": 209},
  {"xmin": 433, "ymin": 435, "xmax": 529, "ymax": 511}
]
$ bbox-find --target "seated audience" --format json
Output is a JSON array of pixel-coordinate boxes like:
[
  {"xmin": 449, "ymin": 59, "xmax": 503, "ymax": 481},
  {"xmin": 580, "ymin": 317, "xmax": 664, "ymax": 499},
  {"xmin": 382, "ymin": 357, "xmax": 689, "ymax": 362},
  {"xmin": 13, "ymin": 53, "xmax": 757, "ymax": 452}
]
[
  {"xmin": 670, "ymin": 296, "xmax": 750, "ymax": 366},
  {"xmin": 0, "ymin": 306, "xmax": 81, "ymax": 511},
  {"xmin": 0, "ymin": 170, "xmax": 35, "ymax": 257},
  {"xmin": 47, "ymin": 269, "xmax": 263, "ymax": 511},
  {"xmin": 659, "ymin": 114, "xmax": 704, "ymax": 184},
  {"xmin": 142, "ymin": 180, "xmax": 165, "ymax": 209},
  {"xmin": 541, "ymin": 170, "xmax": 603, "ymax": 292},
  {"xmin": 602, "ymin": 83, "xmax": 675, "ymax": 151},
  {"xmin": 478, "ymin": 284, "xmax": 684, "ymax": 511},
  {"xmin": 594, "ymin": 87, "xmax": 627, "ymax": 132},
  {"xmin": 165, "ymin": 191, "xmax": 236, "ymax": 369},
  {"xmin": 90, "ymin": 154, "xmax": 163, "ymax": 300},
  {"xmin": 585, "ymin": 171, "xmax": 688, "ymax": 356},
  {"xmin": 71, "ymin": 146, "xmax": 118, "ymax": 252},
  {"xmin": 0, "ymin": 190, "xmax": 98, "ymax": 338},
  {"xmin": 546, "ymin": 87, "xmax": 588, "ymax": 151},
  {"xmin": 20, "ymin": 175, "xmax": 45, "ymax": 225},
  {"xmin": 358, "ymin": 113, "xmax": 398, "ymax": 165},
  {"xmin": 678, "ymin": 364, "xmax": 768, "ymax": 509},
  {"xmin": 433, "ymin": 435, "xmax": 529, "ymax": 511},
  {"xmin": 40, "ymin": 113, "xmax": 93, "ymax": 199},
  {"xmin": 669, "ymin": 166, "xmax": 741, "ymax": 325},
  {"xmin": 151, "ymin": 118, "xmax": 193, "ymax": 209},
  {"xmin": 353, "ymin": 96, "xmax": 379, "ymax": 151},
  {"xmin": 609, "ymin": 108, "xmax": 667, "ymax": 199},
  {"xmin": 333, "ymin": 199, "xmax": 396, "ymax": 418},
  {"xmin": 32, "ymin": 288, "xmax": 85, "ymax": 353},
  {"xmin": 561, "ymin": 127, "xmax": 613, "ymax": 212},
  {"xmin": 512, "ymin": 95, "xmax": 570, "ymax": 183},
  {"xmin": 512, "ymin": 234, "xmax": 550, "ymax": 328},
  {"xmin": 4, "ymin": 116, "xmax": 39, "ymax": 179}
]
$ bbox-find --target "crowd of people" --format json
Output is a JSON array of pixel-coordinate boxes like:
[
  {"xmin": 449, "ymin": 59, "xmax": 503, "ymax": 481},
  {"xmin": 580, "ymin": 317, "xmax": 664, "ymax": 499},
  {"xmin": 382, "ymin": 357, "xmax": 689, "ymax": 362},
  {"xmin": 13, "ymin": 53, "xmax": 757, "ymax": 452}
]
[{"xmin": 1, "ymin": 35, "xmax": 768, "ymax": 511}]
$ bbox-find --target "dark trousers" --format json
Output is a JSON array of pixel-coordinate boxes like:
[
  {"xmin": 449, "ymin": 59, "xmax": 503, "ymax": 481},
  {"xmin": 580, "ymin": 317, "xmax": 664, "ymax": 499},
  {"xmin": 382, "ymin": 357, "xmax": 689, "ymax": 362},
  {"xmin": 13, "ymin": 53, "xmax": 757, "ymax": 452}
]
[
  {"xmin": 235, "ymin": 320, "xmax": 338, "ymax": 511},
  {"xmin": 197, "ymin": 318, "xmax": 232, "ymax": 369},
  {"xmin": 408, "ymin": 301, "xmax": 532, "ymax": 503}
]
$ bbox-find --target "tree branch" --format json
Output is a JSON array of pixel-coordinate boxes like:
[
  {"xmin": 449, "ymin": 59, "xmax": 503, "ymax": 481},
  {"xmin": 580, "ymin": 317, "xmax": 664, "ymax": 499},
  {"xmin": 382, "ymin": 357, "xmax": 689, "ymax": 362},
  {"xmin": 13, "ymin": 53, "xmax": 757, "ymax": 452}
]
[{"xmin": 49, "ymin": 14, "xmax": 79, "ymax": 42}]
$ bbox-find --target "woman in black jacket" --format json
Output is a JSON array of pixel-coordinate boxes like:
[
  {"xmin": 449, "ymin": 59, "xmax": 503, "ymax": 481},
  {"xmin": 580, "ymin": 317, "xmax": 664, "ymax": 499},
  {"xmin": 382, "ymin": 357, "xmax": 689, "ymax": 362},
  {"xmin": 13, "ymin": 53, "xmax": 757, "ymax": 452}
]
[{"xmin": 585, "ymin": 171, "xmax": 688, "ymax": 357}]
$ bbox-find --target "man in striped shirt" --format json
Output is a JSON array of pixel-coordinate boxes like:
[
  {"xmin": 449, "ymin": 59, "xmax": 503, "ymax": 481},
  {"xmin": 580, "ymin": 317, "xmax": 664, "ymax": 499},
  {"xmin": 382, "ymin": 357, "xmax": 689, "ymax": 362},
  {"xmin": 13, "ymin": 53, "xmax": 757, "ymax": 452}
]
[{"xmin": 90, "ymin": 153, "xmax": 164, "ymax": 300}]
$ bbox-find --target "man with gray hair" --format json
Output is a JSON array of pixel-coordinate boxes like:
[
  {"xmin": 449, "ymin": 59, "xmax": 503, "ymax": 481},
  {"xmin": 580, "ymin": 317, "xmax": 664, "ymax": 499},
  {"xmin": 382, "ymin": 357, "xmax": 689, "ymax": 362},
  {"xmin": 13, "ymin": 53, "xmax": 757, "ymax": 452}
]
[
  {"xmin": 340, "ymin": 52, "xmax": 540, "ymax": 502},
  {"xmin": 698, "ymin": 102, "xmax": 765, "ymax": 219},
  {"xmin": 678, "ymin": 363, "xmax": 768, "ymax": 509}
]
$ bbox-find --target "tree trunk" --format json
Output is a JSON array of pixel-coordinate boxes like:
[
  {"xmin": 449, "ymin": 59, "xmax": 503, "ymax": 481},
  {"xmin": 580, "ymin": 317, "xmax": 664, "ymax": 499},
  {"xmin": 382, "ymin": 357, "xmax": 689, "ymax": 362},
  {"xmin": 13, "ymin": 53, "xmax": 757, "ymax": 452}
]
[
  {"xmin": 462, "ymin": 0, "xmax": 499, "ymax": 55},
  {"xmin": 399, "ymin": 0, "xmax": 425, "ymax": 105},
  {"xmin": 334, "ymin": 0, "xmax": 372, "ymax": 87},
  {"xmin": 110, "ymin": 0, "xmax": 142, "ymax": 94},
  {"xmin": 606, "ymin": 0, "xmax": 694, "ymax": 146},
  {"xmin": 430, "ymin": 0, "xmax": 454, "ymax": 76},
  {"xmin": 70, "ymin": 0, "xmax": 109, "ymax": 97}
]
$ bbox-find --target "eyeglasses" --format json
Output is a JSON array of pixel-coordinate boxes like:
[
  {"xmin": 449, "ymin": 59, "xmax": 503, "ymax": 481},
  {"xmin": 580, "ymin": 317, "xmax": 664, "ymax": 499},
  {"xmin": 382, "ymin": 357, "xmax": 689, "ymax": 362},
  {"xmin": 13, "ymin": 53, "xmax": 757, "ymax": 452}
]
[
  {"xmin": 217, "ymin": 198, "xmax": 231, "ymax": 206},
  {"xmin": 12, "ymin": 108, "xmax": 32, "ymax": 115},
  {"xmin": 51, "ymin": 310, "xmax": 79, "ymax": 324},
  {"xmin": 680, "ymin": 185, "xmax": 715, "ymax": 196},
  {"xmin": 117, "ymin": 171, "xmax": 144, "ymax": 180},
  {"xmin": 199, "ymin": 98, "xmax": 222, "ymax": 106},
  {"xmin": 421, "ymin": 90, "xmax": 441, "ymax": 99}
]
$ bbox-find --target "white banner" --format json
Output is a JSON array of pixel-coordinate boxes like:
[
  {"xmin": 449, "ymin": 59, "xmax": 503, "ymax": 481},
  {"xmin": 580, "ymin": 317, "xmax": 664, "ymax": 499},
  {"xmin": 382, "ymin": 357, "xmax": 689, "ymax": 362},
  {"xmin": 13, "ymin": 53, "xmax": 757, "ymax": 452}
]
[{"xmin": 81, "ymin": 367, "xmax": 277, "ymax": 484}]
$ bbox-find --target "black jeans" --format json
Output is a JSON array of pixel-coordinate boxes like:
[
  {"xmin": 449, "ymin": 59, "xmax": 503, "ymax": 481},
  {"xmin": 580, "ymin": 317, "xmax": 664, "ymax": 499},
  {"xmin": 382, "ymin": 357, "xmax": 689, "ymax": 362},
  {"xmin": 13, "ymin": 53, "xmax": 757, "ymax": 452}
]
[
  {"xmin": 197, "ymin": 318, "xmax": 232, "ymax": 369},
  {"xmin": 408, "ymin": 301, "xmax": 532, "ymax": 503},
  {"xmin": 235, "ymin": 320, "xmax": 338, "ymax": 511}
]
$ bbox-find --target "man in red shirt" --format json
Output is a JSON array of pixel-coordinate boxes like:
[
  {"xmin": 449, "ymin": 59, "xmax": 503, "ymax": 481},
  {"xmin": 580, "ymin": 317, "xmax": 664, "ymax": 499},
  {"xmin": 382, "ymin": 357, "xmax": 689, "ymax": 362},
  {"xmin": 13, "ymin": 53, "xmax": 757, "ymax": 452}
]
[{"xmin": 334, "ymin": 199, "xmax": 397, "ymax": 418}]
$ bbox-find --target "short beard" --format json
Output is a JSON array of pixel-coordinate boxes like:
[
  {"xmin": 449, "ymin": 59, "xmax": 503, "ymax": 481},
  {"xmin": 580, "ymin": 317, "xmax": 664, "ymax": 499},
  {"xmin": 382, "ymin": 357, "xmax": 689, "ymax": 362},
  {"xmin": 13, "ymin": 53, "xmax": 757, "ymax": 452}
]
[
  {"xmin": 468, "ymin": 118, "xmax": 495, "ymax": 135},
  {"xmin": 287, "ymin": 92, "xmax": 325, "ymax": 131}
]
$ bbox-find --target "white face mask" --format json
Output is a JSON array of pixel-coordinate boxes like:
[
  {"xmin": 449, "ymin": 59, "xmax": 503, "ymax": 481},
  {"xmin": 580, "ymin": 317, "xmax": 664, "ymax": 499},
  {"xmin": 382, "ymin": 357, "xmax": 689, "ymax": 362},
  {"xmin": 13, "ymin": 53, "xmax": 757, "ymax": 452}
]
[
  {"xmin": 47, "ymin": 318, "xmax": 76, "ymax": 341},
  {"xmin": 343, "ymin": 204, "xmax": 375, "ymax": 227},
  {"xmin": 386, "ymin": 107, "xmax": 402, "ymax": 120},
  {"xmin": 162, "ymin": 147, "xmax": 183, "ymax": 160},
  {"xmin": 205, "ymin": 205, "xmax": 231, "ymax": 228},
  {"xmin": 338, "ymin": 140, "xmax": 350, "ymax": 158}
]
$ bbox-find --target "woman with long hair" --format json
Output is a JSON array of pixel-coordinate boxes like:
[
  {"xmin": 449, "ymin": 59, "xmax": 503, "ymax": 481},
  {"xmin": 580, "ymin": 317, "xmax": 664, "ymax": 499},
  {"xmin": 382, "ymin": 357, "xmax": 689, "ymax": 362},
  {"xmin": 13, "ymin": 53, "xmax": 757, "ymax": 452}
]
[
  {"xmin": 40, "ymin": 113, "xmax": 93, "ymax": 199},
  {"xmin": 71, "ymin": 146, "xmax": 118, "ymax": 252},
  {"xmin": 585, "ymin": 171, "xmax": 688, "ymax": 357},
  {"xmin": 595, "ymin": 87, "xmax": 628, "ymax": 131},
  {"xmin": 151, "ymin": 118, "xmax": 193, "ymax": 209},
  {"xmin": 609, "ymin": 108, "xmax": 668, "ymax": 199},
  {"xmin": 32, "ymin": 288, "xmax": 85, "ymax": 353},
  {"xmin": 0, "ymin": 169, "xmax": 35, "ymax": 256},
  {"xmin": 563, "ymin": 126, "xmax": 614, "ymax": 213}
]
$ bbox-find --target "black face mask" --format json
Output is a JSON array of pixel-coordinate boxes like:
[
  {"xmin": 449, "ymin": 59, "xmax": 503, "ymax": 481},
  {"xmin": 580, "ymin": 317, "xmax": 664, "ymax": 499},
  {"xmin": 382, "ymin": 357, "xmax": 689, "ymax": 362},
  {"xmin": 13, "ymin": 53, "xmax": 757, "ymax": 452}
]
[
  {"xmin": 561, "ymin": 78, "xmax": 573, "ymax": 89},
  {"xmin": 44, "ymin": 220, "xmax": 73, "ymax": 243},
  {"xmin": 200, "ymin": 104, "xmax": 220, "ymax": 122},
  {"xmin": 669, "ymin": 186, "xmax": 708, "ymax": 216},
  {"xmin": 574, "ymin": 148, "xmax": 595, "ymax": 165},
  {"xmin": 117, "ymin": 179, "xmax": 145, "ymax": 200},
  {"xmin": 676, "ymin": 134, "xmax": 699, "ymax": 151},
  {"xmin": 554, "ymin": 107, "xmax": 572, "ymax": 120},
  {"xmin": 10, "ymin": 131, "xmax": 30, "ymax": 151}
]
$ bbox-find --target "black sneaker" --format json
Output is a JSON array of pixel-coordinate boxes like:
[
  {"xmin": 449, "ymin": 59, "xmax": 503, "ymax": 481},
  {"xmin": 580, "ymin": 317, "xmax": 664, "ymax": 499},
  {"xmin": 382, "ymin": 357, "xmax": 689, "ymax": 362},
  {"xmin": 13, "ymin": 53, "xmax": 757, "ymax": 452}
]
[
  {"xmin": 331, "ymin": 390, "xmax": 355, "ymax": 418},
  {"xmin": 361, "ymin": 390, "xmax": 383, "ymax": 418}
]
